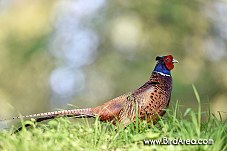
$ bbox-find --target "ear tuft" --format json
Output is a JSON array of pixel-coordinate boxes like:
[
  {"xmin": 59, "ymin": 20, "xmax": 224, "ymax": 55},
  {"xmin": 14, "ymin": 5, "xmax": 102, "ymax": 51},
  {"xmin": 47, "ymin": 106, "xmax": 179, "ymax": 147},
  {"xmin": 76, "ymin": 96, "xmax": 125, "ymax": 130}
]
[{"xmin": 156, "ymin": 56, "xmax": 162, "ymax": 61}]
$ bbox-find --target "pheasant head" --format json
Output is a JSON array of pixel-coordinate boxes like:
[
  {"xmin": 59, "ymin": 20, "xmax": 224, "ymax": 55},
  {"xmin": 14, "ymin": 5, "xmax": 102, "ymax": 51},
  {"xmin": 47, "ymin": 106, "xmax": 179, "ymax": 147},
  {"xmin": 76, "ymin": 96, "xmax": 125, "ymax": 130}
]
[{"xmin": 154, "ymin": 55, "xmax": 178, "ymax": 76}]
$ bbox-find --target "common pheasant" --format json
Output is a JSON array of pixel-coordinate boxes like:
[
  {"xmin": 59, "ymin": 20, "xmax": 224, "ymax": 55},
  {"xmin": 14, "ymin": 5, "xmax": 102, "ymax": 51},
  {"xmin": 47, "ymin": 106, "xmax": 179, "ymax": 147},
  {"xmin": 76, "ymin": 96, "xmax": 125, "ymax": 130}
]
[{"xmin": 1, "ymin": 55, "xmax": 178, "ymax": 127}]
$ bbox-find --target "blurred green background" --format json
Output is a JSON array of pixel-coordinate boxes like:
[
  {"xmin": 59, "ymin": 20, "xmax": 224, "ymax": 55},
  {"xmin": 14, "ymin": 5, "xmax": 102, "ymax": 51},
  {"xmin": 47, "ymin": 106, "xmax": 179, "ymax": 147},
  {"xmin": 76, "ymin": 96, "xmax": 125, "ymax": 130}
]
[{"xmin": 0, "ymin": 0, "xmax": 226, "ymax": 122}]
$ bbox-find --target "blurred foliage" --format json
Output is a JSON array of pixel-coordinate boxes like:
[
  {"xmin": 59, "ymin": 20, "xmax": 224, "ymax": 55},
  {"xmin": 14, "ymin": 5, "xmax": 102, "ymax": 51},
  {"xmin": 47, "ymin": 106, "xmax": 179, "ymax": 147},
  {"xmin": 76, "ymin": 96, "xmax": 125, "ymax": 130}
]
[
  {"xmin": 0, "ymin": 1, "xmax": 55, "ymax": 117},
  {"xmin": 0, "ymin": 0, "xmax": 226, "ymax": 120}
]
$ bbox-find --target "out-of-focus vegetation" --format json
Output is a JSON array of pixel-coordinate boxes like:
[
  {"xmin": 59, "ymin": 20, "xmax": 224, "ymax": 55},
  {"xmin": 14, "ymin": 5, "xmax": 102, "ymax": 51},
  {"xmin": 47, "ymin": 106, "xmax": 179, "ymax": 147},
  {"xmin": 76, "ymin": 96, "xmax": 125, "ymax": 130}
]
[
  {"xmin": 0, "ymin": 94, "xmax": 226, "ymax": 150},
  {"xmin": 0, "ymin": 0, "xmax": 226, "ymax": 123},
  {"xmin": 0, "ymin": 1, "xmax": 55, "ymax": 119}
]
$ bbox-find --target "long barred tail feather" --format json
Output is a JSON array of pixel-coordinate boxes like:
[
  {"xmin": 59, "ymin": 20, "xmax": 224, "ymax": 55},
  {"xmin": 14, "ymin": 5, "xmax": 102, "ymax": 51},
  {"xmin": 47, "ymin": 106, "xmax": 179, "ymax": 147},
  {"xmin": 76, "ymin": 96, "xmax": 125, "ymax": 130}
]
[
  {"xmin": 0, "ymin": 108, "xmax": 95, "ymax": 122},
  {"xmin": 0, "ymin": 108, "xmax": 96, "ymax": 133}
]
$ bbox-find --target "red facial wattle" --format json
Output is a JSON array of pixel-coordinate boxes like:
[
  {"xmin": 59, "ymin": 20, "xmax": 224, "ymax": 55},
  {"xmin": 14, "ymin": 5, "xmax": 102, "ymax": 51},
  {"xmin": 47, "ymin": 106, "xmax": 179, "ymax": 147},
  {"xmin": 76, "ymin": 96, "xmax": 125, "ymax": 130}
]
[{"xmin": 164, "ymin": 55, "xmax": 174, "ymax": 70}]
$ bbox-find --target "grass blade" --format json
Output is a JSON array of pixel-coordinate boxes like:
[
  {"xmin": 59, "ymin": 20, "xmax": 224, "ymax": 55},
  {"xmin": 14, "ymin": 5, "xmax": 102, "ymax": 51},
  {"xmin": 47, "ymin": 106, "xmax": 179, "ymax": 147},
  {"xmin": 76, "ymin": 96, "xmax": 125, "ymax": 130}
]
[{"xmin": 192, "ymin": 84, "xmax": 201, "ymax": 137}]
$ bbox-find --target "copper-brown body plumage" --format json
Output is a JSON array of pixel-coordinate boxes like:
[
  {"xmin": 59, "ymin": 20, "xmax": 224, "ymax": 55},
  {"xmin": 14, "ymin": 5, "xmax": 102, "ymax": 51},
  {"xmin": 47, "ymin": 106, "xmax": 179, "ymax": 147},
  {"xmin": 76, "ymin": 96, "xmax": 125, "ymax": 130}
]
[{"xmin": 91, "ymin": 71, "xmax": 172, "ymax": 126}]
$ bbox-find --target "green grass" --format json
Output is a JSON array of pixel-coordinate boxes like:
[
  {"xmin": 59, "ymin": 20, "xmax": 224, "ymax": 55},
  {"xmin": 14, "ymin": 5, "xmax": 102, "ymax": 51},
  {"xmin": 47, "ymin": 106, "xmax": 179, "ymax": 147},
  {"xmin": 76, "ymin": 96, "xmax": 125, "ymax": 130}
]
[{"xmin": 0, "ymin": 87, "xmax": 226, "ymax": 151}]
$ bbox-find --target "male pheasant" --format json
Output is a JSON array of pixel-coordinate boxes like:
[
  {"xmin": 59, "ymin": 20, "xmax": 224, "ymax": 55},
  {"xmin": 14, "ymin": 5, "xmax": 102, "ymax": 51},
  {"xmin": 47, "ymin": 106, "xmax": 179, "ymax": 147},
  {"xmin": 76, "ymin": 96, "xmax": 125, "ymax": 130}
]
[{"xmin": 1, "ymin": 55, "xmax": 178, "ymax": 127}]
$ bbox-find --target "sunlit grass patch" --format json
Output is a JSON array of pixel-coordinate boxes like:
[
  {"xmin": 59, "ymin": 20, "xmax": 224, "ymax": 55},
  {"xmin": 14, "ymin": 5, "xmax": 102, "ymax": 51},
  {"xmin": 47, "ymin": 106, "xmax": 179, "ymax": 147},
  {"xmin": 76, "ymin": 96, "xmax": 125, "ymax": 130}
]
[{"xmin": 0, "ymin": 87, "xmax": 226, "ymax": 151}]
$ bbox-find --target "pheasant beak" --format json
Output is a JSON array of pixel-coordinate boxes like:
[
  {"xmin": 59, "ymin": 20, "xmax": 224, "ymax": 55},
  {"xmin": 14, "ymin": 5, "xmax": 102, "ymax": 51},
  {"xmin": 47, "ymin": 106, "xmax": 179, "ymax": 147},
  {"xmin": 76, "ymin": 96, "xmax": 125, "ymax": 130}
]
[{"xmin": 172, "ymin": 59, "xmax": 179, "ymax": 63}]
